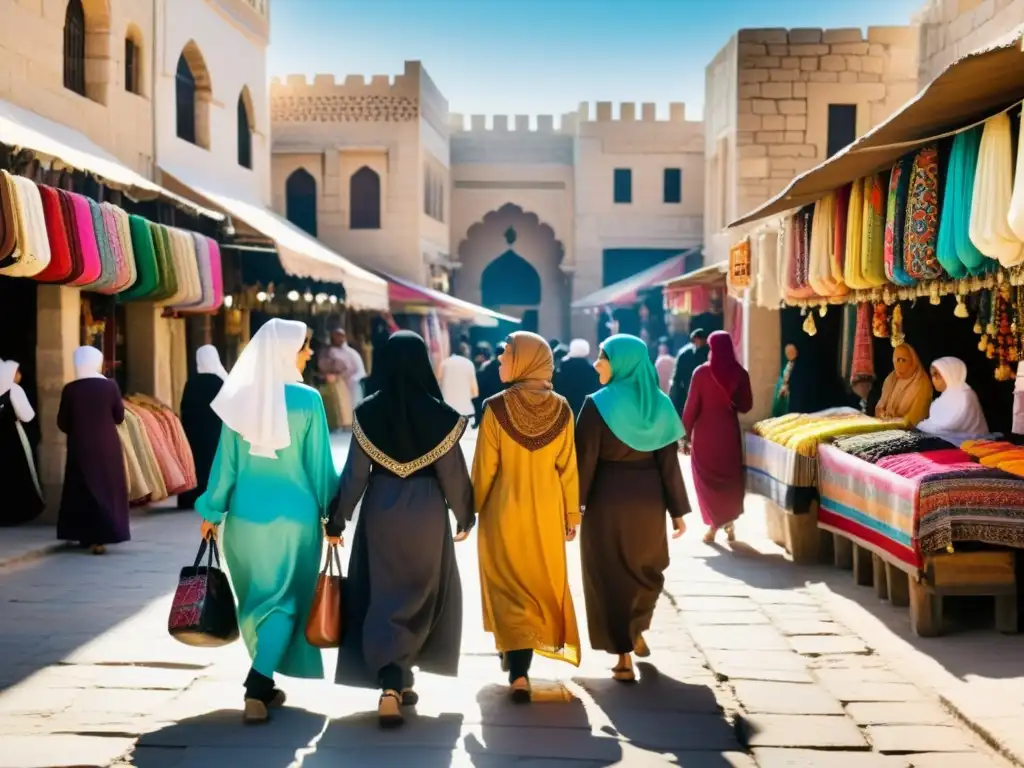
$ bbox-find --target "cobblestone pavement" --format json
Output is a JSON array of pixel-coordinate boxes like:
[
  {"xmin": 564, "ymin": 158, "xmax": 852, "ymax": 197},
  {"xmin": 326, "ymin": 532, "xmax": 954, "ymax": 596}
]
[{"xmin": 0, "ymin": 434, "xmax": 1014, "ymax": 766}]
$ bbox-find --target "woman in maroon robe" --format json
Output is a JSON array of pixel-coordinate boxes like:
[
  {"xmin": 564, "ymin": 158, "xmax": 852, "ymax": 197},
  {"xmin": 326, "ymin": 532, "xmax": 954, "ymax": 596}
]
[
  {"xmin": 56, "ymin": 346, "xmax": 130, "ymax": 554},
  {"xmin": 682, "ymin": 331, "xmax": 753, "ymax": 543}
]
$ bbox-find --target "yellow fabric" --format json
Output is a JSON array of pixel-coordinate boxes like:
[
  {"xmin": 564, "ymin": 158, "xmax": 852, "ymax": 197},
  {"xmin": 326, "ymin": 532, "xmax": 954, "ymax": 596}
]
[
  {"xmin": 808, "ymin": 192, "xmax": 846, "ymax": 297},
  {"xmin": 753, "ymin": 411, "xmax": 895, "ymax": 457},
  {"xmin": 962, "ymin": 439, "xmax": 1016, "ymax": 458},
  {"xmin": 979, "ymin": 449, "xmax": 1024, "ymax": 467},
  {"xmin": 117, "ymin": 420, "xmax": 151, "ymax": 503},
  {"xmin": 501, "ymin": 331, "xmax": 564, "ymax": 438},
  {"xmin": 996, "ymin": 459, "xmax": 1024, "ymax": 478},
  {"xmin": 875, "ymin": 344, "xmax": 933, "ymax": 427},
  {"xmin": 843, "ymin": 179, "xmax": 871, "ymax": 289},
  {"xmin": 861, "ymin": 174, "xmax": 889, "ymax": 286},
  {"xmin": 472, "ymin": 405, "xmax": 581, "ymax": 666}
]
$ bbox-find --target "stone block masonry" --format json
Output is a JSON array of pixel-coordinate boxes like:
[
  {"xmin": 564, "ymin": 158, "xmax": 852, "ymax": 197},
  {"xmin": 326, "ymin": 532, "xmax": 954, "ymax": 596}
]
[{"xmin": 732, "ymin": 25, "xmax": 918, "ymax": 218}]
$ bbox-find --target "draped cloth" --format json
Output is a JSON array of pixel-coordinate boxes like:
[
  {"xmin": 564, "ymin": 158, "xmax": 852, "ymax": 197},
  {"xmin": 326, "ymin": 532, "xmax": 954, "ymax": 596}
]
[
  {"xmin": 783, "ymin": 212, "xmax": 815, "ymax": 300},
  {"xmin": 971, "ymin": 113, "xmax": 1023, "ymax": 267},
  {"xmin": 121, "ymin": 215, "xmax": 161, "ymax": 300},
  {"xmin": 903, "ymin": 145, "xmax": 944, "ymax": 280},
  {"xmin": 850, "ymin": 303, "xmax": 875, "ymax": 393},
  {"xmin": 917, "ymin": 356, "xmax": 989, "ymax": 442},
  {"xmin": 808, "ymin": 193, "xmax": 845, "ymax": 296},
  {"xmin": 831, "ymin": 183, "xmax": 851, "ymax": 286},
  {"xmin": 754, "ymin": 227, "xmax": 784, "ymax": 309},
  {"xmin": 884, "ymin": 156, "xmax": 916, "ymax": 286},
  {"xmin": 875, "ymin": 343, "xmax": 933, "ymax": 427},
  {"xmin": 843, "ymin": 179, "xmax": 870, "ymax": 289},
  {"xmin": 34, "ymin": 185, "xmax": 74, "ymax": 283},
  {"xmin": 0, "ymin": 171, "xmax": 17, "ymax": 265},
  {"xmin": 1, "ymin": 174, "xmax": 51, "ymax": 278},
  {"xmin": 939, "ymin": 126, "xmax": 987, "ymax": 277},
  {"xmin": 861, "ymin": 174, "xmax": 889, "ymax": 287},
  {"xmin": 590, "ymin": 334, "xmax": 684, "ymax": 452},
  {"xmin": 67, "ymin": 193, "xmax": 102, "ymax": 287},
  {"xmin": 0, "ymin": 359, "xmax": 44, "ymax": 525},
  {"xmin": 211, "ymin": 318, "xmax": 308, "ymax": 459}
]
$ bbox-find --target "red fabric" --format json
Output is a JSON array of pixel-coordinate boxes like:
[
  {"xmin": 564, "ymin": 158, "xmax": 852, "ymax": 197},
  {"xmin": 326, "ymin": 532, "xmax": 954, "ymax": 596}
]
[
  {"xmin": 56, "ymin": 190, "xmax": 86, "ymax": 283},
  {"xmin": 876, "ymin": 449, "xmax": 985, "ymax": 480},
  {"xmin": 683, "ymin": 357, "xmax": 753, "ymax": 528},
  {"xmin": 708, "ymin": 330, "xmax": 744, "ymax": 395},
  {"xmin": 34, "ymin": 185, "xmax": 74, "ymax": 283}
]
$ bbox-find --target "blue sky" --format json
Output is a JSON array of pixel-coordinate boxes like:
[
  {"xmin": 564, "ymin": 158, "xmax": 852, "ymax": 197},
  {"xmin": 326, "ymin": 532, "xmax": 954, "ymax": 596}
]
[{"xmin": 268, "ymin": 0, "xmax": 922, "ymax": 120}]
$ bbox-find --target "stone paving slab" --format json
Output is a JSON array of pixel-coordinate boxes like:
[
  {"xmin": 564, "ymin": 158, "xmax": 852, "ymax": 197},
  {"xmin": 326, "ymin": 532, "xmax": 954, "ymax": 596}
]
[
  {"xmin": 730, "ymin": 680, "xmax": 844, "ymax": 715},
  {"xmin": 752, "ymin": 748, "xmax": 910, "ymax": 768},
  {"xmin": 737, "ymin": 714, "xmax": 869, "ymax": 749},
  {"xmin": 846, "ymin": 702, "xmax": 957, "ymax": 727},
  {"xmin": 867, "ymin": 725, "xmax": 979, "ymax": 754}
]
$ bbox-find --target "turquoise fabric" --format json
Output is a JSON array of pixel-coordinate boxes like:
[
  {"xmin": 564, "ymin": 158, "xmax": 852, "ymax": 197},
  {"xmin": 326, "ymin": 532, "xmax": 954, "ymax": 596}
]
[
  {"xmin": 196, "ymin": 383, "xmax": 339, "ymax": 680},
  {"xmin": 937, "ymin": 126, "xmax": 988, "ymax": 277},
  {"xmin": 590, "ymin": 334, "xmax": 685, "ymax": 452}
]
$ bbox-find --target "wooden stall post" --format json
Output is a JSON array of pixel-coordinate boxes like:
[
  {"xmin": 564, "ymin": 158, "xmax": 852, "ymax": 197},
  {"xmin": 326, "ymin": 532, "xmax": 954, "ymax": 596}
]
[
  {"xmin": 833, "ymin": 533, "xmax": 853, "ymax": 570},
  {"xmin": 872, "ymin": 554, "xmax": 888, "ymax": 599},
  {"xmin": 909, "ymin": 578, "xmax": 942, "ymax": 637},
  {"xmin": 886, "ymin": 564, "xmax": 910, "ymax": 607},
  {"xmin": 852, "ymin": 544, "xmax": 874, "ymax": 587},
  {"xmin": 785, "ymin": 500, "xmax": 821, "ymax": 564}
]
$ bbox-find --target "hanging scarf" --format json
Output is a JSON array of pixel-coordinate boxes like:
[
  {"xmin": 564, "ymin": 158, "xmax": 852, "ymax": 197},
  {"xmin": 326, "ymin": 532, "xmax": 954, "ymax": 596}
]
[
  {"xmin": 591, "ymin": 334, "xmax": 684, "ymax": 452},
  {"xmin": 917, "ymin": 356, "xmax": 989, "ymax": 439},
  {"xmin": 67, "ymin": 193, "xmax": 102, "ymax": 286},
  {"xmin": 196, "ymin": 345, "xmax": 229, "ymax": 381},
  {"xmin": 876, "ymin": 343, "xmax": 933, "ymax": 426},
  {"xmin": 56, "ymin": 190, "xmax": 85, "ymax": 284},
  {"xmin": 809, "ymin": 193, "xmax": 846, "ymax": 297},
  {"xmin": 1, "ymin": 175, "xmax": 51, "ymax": 278},
  {"xmin": 938, "ymin": 126, "xmax": 986, "ymax": 277},
  {"xmin": 884, "ymin": 156, "xmax": 916, "ymax": 286},
  {"xmin": 861, "ymin": 174, "xmax": 888, "ymax": 287},
  {"xmin": 34, "ymin": 185, "xmax": 74, "ymax": 283},
  {"xmin": 754, "ymin": 227, "xmax": 784, "ymax": 309},
  {"xmin": 840, "ymin": 303, "xmax": 857, "ymax": 385},
  {"xmin": 121, "ymin": 215, "xmax": 160, "ymax": 300},
  {"xmin": 831, "ymin": 183, "xmax": 851, "ymax": 286},
  {"xmin": 844, "ymin": 178, "xmax": 871, "ymax": 289},
  {"xmin": 0, "ymin": 171, "xmax": 19, "ymax": 266},
  {"xmin": 353, "ymin": 331, "xmax": 465, "ymax": 473},
  {"xmin": 970, "ymin": 113, "xmax": 1023, "ymax": 267},
  {"xmin": 850, "ymin": 302, "xmax": 875, "ymax": 391},
  {"xmin": 83, "ymin": 198, "xmax": 117, "ymax": 292},
  {"xmin": 488, "ymin": 331, "xmax": 570, "ymax": 451},
  {"xmin": 903, "ymin": 145, "xmax": 945, "ymax": 280}
]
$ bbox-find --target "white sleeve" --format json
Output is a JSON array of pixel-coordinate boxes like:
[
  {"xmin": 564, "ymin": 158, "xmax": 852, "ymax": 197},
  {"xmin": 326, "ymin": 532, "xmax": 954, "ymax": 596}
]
[{"xmin": 9, "ymin": 384, "xmax": 35, "ymax": 423}]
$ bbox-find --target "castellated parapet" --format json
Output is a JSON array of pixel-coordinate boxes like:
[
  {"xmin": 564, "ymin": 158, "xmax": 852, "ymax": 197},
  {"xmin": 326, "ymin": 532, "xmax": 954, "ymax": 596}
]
[
  {"xmin": 270, "ymin": 60, "xmax": 423, "ymax": 123},
  {"xmin": 447, "ymin": 101, "xmax": 699, "ymax": 134}
]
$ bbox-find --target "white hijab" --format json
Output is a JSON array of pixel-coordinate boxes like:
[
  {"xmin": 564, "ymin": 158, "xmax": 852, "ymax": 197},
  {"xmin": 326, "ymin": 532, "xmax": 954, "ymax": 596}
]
[
  {"xmin": 210, "ymin": 318, "xmax": 307, "ymax": 459},
  {"xmin": 73, "ymin": 346, "xmax": 105, "ymax": 380},
  {"xmin": 196, "ymin": 345, "xmax": 229, "ymax": 381},
  {"xmin": 917, "ymin": 356, "xmax": 989, "ymax": 439},
  {"xmin": 1013, "ymin": 364, "xmax": 1024, "ymax": 434},
  {"xmin": 567, "ymin": 339, "xmax": 591, "ymax": 359},
  {"xmin": 0, "ymin": 359, "xmax": 34, "ymax": 423}
]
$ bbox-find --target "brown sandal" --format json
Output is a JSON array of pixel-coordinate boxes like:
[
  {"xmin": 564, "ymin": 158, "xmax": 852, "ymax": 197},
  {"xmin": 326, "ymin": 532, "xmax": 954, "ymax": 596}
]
[
  {"xmin": 378, "ymin": 690, "xmax": 404, "ymax": 728},
  {"xmin": 509, "ymin": 676, "xmax": 531, "ymax": 704},
  {"xmin": 612, "ymin": 655, "xmax": 636, "ymax": 683},
  {"xmin": 633, "ymin": 635, "xmax": 651, "ymax": 658},
  {"xmin": 724, "ymin": 523, "xmax": 736, "ymax": 542},
  {"xmin": 243, "ymin": 698, "xmax": 269, "ymax": 724}
]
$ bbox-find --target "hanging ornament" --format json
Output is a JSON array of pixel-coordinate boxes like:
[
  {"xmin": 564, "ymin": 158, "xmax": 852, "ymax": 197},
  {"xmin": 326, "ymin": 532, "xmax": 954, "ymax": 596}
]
[
  {"xmin": 872, "ymin": 302, "xmax": 889, "ymax": 338},
  {"xmin": 819, "ymin": 304, "xmax": 828, "ymax": 317},
  {"xmin": 954, "ymin": 294, "xmax": 970, "ymax": 319},
  {"xmin": 803, "ymin": 311, "xmax": 818, "ymax": 336},
  {"xmin": 891, "ymin": 304, "xmax": 906, "ymax": 347},
  {"xmin": 929, "ymin": 282, "xmax": 941, "ymax": 306}
]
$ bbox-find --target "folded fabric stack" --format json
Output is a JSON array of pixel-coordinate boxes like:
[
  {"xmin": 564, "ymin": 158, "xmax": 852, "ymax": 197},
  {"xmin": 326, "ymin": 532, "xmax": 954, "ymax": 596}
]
[
  {"xmin": 753, "ymin": 408, "xmax": 896, "ymax": 458},
  {"xmin": 875, "ymin": 448, "xmax": 988, "ymax": 480},
  {"xmin": 0, "ymin": 169, "xmax": 222, "ymax": 312},
  {"xmin": 960, "ymin": 439, "xmax": 1024, "ymax": 478},
  {"xmin": 918, "ymin": 467, "xmax": 1024, "ymax": 552},
  {"xmin": 830, "ymin": 429, "xmax": 955, "ymax": 464},
  {"xmin": 118, "ymin": 395, "xmax": 197, "ymax": 506}
]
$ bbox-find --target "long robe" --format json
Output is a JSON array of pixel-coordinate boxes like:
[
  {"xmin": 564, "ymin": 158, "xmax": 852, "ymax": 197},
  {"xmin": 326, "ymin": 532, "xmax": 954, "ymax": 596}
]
[
  {"xmin": 177, "ymin": 373, "xmax": 223, "ymax": 510},
  {"xmin": 319, "ymin": 348, "xmax": 353, "ymax": 429},
  {"xmin": 56, "ymin": 378, "xmax": 130, "ymax": 545},
  {"xmin": 576, "ymin": 398, "xmax": 689, "ymax": 654},
  {"xmin": 328, "ymin": 435, "xmax": 474, "ymax": 687},
  {"xmin": 683, "ymin": 363, "xmax": 753, "ymax": 528},
  {"xmin": 196, "ymin": 383, "xmax": 338, "ymax": 680},
  {"xmin": 472, "ymin": 401, "xmax": 582, "ymax": 666},
  {"xmin": 669, "ymin": 344, "xmax": 708, "ymax": 416},
  {"xmin": 0, "ymin": 390, "xmax": 44, "ymax": 525},
  {"xmin": 553, "ymin": 356, "xmax": 601, "ymax": 418}
]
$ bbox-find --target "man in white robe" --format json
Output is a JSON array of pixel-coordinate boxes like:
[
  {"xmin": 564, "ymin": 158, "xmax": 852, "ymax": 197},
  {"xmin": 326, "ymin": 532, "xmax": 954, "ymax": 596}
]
[
  {"xmin": 330, "ymin": 329, "xmax": 367, "ymax": 409},
  {"xmin": 439, "ymin": 347, "xmax": 478, "ymax": 418}
]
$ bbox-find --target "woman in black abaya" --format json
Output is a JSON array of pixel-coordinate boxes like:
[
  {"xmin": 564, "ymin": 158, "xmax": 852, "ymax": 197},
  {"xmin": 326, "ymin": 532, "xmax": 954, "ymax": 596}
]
[
  {"xmin": 178, "ymin": 346, "xmax": 227, "ymax": 510},
  {"xmin": 0, "ymin": 359, "xmax": 44, "ymax": 526}
]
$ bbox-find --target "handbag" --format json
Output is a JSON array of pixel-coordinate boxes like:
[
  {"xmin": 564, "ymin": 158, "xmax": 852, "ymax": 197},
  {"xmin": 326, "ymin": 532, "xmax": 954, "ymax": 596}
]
[
  {"xmin": 167, "ymin": 537, "xmax": 239, "ymax": 647},
  {"xmin": 305, "ymin": 542, "xmax": 343, "ymax": 648}
]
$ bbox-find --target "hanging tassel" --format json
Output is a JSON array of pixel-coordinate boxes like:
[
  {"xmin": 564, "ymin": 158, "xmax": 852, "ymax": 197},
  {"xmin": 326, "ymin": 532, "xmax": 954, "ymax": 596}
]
[
  {"xmin": 872, "ymin": 302, "xmax": 889, "ymax": 338},
  {"xmin": 891, "ymin": 304, "xmax": 906, "ymax": 347},
  {"xmin": 819, "ymin": 304, "xmax": 828, "ymax": 317},
  {"xmin": 803, "ymin": 311, "xmax": 818, "ymax": 336},
  {"xmin": 954, "ymin": 294, "xmax": 970, "ymax": 318}
]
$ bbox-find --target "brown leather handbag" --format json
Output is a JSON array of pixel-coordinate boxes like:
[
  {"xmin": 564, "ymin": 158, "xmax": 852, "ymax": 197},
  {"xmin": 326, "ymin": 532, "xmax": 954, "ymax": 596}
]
[{"xmin": 305, "ymin": 543, "xmax": 343, "ymax": 648}]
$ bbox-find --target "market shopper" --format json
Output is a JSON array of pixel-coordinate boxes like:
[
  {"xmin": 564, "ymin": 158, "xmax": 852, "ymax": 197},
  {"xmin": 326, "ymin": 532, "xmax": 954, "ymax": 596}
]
[
  {"xmin": 177, "ymin": 345, "xmax": 228, "ymax": 510},
  {"xmin": 0, "ymin": 358, "xmax": 44, "ymax": 526}
]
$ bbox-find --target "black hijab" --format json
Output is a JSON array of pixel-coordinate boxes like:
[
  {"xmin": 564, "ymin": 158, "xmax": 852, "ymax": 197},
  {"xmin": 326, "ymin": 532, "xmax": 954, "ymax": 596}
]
[{"xmin": 353, "ymin": 331, "xmax": 466, "ymax": 466}]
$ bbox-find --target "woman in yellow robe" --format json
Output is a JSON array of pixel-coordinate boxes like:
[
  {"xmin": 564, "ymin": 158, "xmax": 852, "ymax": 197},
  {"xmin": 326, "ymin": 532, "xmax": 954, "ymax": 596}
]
[
  {"xmin": 874, "ymin": 342, "xmax": 933, "ymax": 427},
  {"xmin": 472, "ymin": 331, "xmax": 582, "ymax": 702}
]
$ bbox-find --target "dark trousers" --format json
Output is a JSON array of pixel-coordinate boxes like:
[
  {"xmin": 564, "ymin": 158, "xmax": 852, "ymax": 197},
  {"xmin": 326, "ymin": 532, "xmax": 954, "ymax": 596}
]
[
  {"xmin": 505, "ymin": 649, "xmax": 533, "ymax": 683},
  {"xmin": 244, "ymin": 668, "xmax": 274, "ymax": 702},
  {"xmin": 379, "ymin": 663, "xmax": 413, "ymax": 692}
]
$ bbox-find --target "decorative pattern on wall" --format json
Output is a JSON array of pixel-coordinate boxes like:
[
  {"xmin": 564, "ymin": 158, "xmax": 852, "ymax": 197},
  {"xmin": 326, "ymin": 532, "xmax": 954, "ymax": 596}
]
[{"xmin": 271, "ymin": 95, "xmax": 419, "ymax": 123}]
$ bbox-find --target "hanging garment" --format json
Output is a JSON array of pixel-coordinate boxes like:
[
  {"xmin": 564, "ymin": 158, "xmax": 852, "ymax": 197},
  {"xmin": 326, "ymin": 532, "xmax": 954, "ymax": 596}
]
[
  {"xmin": 938, "ymin": 126, "xmax": 986, "ymax": 277},
  {"xmin": 56, "ymin": 190, "xmax": 86, "ymax": 284},
  {"xmin": 117, "ymin": 420, "xmax": 152, "ymax": 505},
  {"xmin": 97, "ymin": 204, "xmax": 128, "ymax": 293},
  {"xmin": 82, "ymin": 199, "xmax": 118, "ymax": 292},
  {"xmin": 180, "ymin": 233, "xmax": 216, "ymax": 312},
  {"xmin": 121, "ymin": 215, "xmax": 161, "ymax": 300},
  {"xmin": 784, "ymin": 210, "xmax": 815, "ymax": 300},
  {"xmin": 34, "ymin": 185, "xmax": 75, "ymax": 283},
  {"xmin": 970, "ymin": 113, "xmax": 1023, "ymax": 267},
  {"xmin": 153, "ymin": 225, "xmax": 179, "ymax": 301},
  {"xmin": 808, "ymin": 192, "xmax": 846, "ymax": 297},
  {"xmin": 903, "ymin": 145, "xmax": 945, "ymax": 280},
  {"xmin": 1, "ymin": 175, "xmax": 51, "ymax": 278},
  {"xmin": 66, "ymin": 193, "xmax": 103, "ymax": 286},
  {"xmin": 843, "ymin": 178, "xmax": 871, "ymax": 289},
  {"xmin": 123, "ymin": 407, "xmax": 167, "ymax": 502},
  {"xmin": 107, "ymin": 205, "xmax": 137, "ymax": 293},
  {"xmin": 850, "ymin": 302, "xmax": 875, "ymax": 392},
  {"xmin": 754, "ymin": 227, "xmax": 784, "ymax": 309},
  {"xmin": 861, "ymin": 174, "xmax": 889, "ymax": 287},
  {"xmin": 206, "ymin": 238, "xmax": 224, "ymax": 309},
  {"xmin": 831, "ymin": 183, "xmax": 851, "ymax": 286},
  {"xmin": 0, "ymin": 171, "xmax": 20, "ymax": 266},
  {"xmin": 884, "ymin": 156, "xmax": 917, "ymax": 286},
  {"xmin": 1008, "ymin": 108, "xmax": 1024, "ymax": 246}
]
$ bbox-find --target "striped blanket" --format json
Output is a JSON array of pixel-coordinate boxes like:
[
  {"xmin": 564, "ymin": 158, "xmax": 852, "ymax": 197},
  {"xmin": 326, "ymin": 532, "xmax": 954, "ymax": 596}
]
[
  {"xmin": 917, "ymin": 468, "xmax": 1024, "ymax": 552},
  {"xmin": 744, "ymin": 432, "xmax": 818, "ymax": 513},
  {"xmin": 817, "ymin": 444, "xmax": 922, "ymax": 570}
]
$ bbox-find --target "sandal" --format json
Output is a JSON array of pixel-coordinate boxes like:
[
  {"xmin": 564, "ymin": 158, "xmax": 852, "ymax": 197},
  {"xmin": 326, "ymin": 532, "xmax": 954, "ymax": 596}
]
[
  {"xmin": 378, "ymin": 690, "xmax": 404, "ymax": 728},
  {"xmin": 400, "ymin": 688, "xmax": 419, "ymax": 707},
  {"xmin": 724, "ymin": 523, "xmax": 736, "ymax": 542},
  {"xmin": 633, "ymin": 635, "xmax": 651, "ymax": 658},
  {"xmin": 612, "ymin": 655, "xmax": 636, "ymax": 683},
  {"xmin": 243, "ymin": 698, "xmax": 269, "ymax": 725},
  {"xmin": 509, "ymin": 676, "xmax": 531, "ymax": 704},
  {"xmin": 90, "ymin": 545, "xmax": 106, "ymax": 555},
  {"xmin": 268, "ymin": 689, "xmax": 286, "ymax": 708},
  {"xmin": 703, "ymin": 528, "xmax": 718, "ymax": 544}
]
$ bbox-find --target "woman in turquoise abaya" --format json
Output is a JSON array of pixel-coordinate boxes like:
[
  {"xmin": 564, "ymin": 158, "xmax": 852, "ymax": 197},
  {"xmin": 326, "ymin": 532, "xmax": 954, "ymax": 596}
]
[{"xmin": 196, "ymin": 318, "xmax": 339, "ymax": 724}]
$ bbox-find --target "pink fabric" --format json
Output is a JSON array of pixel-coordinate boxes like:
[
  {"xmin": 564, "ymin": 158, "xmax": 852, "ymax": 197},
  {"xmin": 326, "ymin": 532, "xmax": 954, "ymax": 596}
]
[
  {"xmin": 153, "ymin": 409, "xmax": 197, "ymax": 491},
  {"xmin": 67, "ymin": 194, "xmax": 102, "ymax": 286},
  {"xmin": 125, "ymin": 403, "xmax": 188, "ymax": 495},
  {"xmin": 206, "ymin": 237, "xmax": 224, "ymax": 309},
  {"xmin": 876, "ymin": 449, "xmax": 986, "ymax": 480}
]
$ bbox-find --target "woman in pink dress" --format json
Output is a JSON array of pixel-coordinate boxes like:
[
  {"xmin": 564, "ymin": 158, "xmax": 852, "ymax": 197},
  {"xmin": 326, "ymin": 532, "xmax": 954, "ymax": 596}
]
[{"xmin": 682, "ymin": 330, "xmax": 753, "ymax": 543}]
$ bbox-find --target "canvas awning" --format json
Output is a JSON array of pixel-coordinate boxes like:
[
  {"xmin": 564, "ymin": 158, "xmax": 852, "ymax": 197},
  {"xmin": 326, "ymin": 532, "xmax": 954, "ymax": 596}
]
[
  {"xmin": 382, "ymin": 272, "xmax": 520, "ymax": 328},
  {"xmin": 159, "ymin": 167, "xmax": 389, "ymax": 311},
  {"xmin": 730, "ymin": 23, "xmax": 1024, "ymax": 228},
  {"xmin": 0, "ymin": 98, "xmax": 221, "ymax": 221},
  {"xmin": 571, "ymin": 249, "xmax": 699, "ymax": 312},
  {"xmin": 662, "ymin": 261, "xmax": 728, "ymax": 315}
]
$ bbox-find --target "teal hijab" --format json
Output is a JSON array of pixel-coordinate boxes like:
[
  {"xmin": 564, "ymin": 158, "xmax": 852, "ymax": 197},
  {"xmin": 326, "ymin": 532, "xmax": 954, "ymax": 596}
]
[{"xmin": 590, "ymin": 334, "xmax": 685, "ymax": 452}]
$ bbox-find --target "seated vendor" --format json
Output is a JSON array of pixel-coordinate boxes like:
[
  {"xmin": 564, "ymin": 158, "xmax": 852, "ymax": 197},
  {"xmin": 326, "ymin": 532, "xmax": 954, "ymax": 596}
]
[
  {"xmin": 874, "ymin": 343, "xmax": 933, "ymax": 427},
  {"xmin": 917, "ymin": 356, "xmax": 989, "ymax": 441}
]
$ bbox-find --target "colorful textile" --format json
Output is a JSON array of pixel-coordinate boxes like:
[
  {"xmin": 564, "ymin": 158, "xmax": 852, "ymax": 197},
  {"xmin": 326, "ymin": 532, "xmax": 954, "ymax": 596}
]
[
  {"xmin": 107, "ymin": 205, "xmax": 137, "ymax": 292},
  {"xmin": 0, "ymin": 171, "xmax": 17, "ymax": 265},
  {"xmin": 743, "ymin": 431, "xmax": 818, "ymax": 509},
  {"xmin": 754, "ymin": 408, "xmax": 892, "ymax": 457},
  {"xmin": 830, "ymin": 429, "xmax": 954, "ymax": 464},
  {"xmin": 938, "ymin": 126, "xmax": 986, "ymax": 277},
  {"xmin": 876, "ymin": 448, "xmax": 986, "ymax": 480},
  {"xmin": 884, "ymin": 156, "xmax": 916, "ymax": 286},
  {"xmin": 850, "ymin": 302, "xmax": 875, "ymax": 390},
  {"xmin": 2, "ymin": 175, "xmax": 51, "ymax": 278},
  {"xmin": 121, "ymin": 215, "xmax": 161, "ymax": 300},
  {"xmin": 831, "ymin": 183, "xmax": 851, "ymax": 286},
  {"xmin": 903, "ymin": 145, "xmax": 944, "ymax": 280},
  {"xmin": 83, "ymin": 198, "xmax": 117, "ymax": 292},
  {"xmin": 66, "ymin": 193, "xmax": 102, "ymax": 286},
  {"xmin": 34, "ymin": 185, "xmax": 74, "ymax": 283},
  {"xmin": 961, "ymin": 439, "xmax": 1017, "ymax": 458},
  {"xmin": 56, "ymin": 190, "xmax": 86, "ymax": 283},
  {"xmin": 970, "ymin": 113, "xmax": 1023, "ymax": 267},
  {"xmin": 861, "ymin": 174, "xmax": 888, "ymax": 286},
  {"xmin": 150, "ymin": 224, "xmax": 178, "ymax": 302},
  {"xmin": 817, "ymin": 444, "xmax": 922, "ymax": 570},
  {"xmin": 809, "ymin": 192, "xmax": 846, "ymax": 296},
  {"xmin": 918, "ymin": 468, "xmax": 1024, "ymax": 551},
  {"xmin": 843, "ymin": 179, "xmax": 871, "ymax": 289}
]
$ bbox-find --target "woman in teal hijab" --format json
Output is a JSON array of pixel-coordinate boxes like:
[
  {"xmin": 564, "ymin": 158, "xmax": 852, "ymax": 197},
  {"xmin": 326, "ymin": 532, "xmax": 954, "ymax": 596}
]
[{"xmin": 575, "ymin": 334, "xmax": 690, "ymax": 682}]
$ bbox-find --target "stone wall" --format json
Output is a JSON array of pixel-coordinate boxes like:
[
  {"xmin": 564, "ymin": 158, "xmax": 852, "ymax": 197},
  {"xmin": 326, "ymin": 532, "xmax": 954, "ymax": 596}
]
[{"xmin": 916, "ymin": 0, "xmax": 1024, "ymax": 86}]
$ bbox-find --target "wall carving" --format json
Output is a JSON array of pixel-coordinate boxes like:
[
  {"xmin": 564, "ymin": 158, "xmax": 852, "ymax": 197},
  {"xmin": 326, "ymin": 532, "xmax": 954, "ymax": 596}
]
[{"xmin": 271, "ymin": 95, "xmax": 419, "ymax": 123}]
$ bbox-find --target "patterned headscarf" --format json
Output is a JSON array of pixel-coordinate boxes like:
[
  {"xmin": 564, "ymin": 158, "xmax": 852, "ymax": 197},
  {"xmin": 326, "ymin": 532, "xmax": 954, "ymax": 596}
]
[{"xmin": 497, "ymin": 331, "xmax": 567, "ymax": 443}]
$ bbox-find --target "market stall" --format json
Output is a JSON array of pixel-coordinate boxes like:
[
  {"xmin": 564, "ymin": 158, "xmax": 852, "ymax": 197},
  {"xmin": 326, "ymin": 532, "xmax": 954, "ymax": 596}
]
[{"xmin": 727, "ymin": 26, "xmax": 1024, "ymax": 632}]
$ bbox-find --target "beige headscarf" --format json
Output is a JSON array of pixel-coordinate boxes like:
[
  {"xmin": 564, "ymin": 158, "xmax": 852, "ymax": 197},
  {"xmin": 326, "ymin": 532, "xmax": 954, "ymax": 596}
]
[
  {"xmin": 498, "ymin": 331, "xmax": 568, "ymax": 443},
  {"xmin": 875, "ymin": 343, "xmax": 933, "ymax": 427}
]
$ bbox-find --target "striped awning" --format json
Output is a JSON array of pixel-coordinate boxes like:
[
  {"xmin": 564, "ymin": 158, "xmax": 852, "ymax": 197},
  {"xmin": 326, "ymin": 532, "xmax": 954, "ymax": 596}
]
[
  {"xmin": 383, "ymin": 272, "xmax": 520, "ymax": 328},
  {"xmin": 571, "ymin": 250, "xmax": 697, "ymax": 312}
]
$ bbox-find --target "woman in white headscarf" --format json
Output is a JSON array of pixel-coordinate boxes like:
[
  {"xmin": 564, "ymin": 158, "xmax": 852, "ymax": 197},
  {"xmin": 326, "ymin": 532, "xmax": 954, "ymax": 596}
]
[
  {"xmin": 178, "ymin": 345, "xmax": 229, "ymax": 510},
  {"xmin": 0, "ymin": 359, "xmax": 44, "ymax": 526},
  {"xmin": 195, "ymin": 319, "xmax": 339, "ymax": 724},
  {"xmin": 57, "ymin": 346, "xmax": 129, "ymax": 553},
  {"xmin": 553, "ymin": 338, "xmax": 600, "ymax": 417},
  {"xmin": 917, "ymin": 356, "xmax": 990, "ymax": 443}
]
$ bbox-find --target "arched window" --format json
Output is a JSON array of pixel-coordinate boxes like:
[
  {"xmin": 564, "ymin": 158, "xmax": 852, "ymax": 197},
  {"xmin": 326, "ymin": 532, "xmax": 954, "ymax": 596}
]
[
  {"xmin": 175, "ymin": 54, "xmax": 197, "ymax": 143},
  {"xmin": 286, "ymin": 169, "xmax": 318, "ymax": 237},
  {"xmin": 63, "ymin": 0, "xmax": 86, "ymax": 96},
  {"xmin": 349, "ymin": 166, "xmax": 381, "ymax": 230},
  {"xmin": 237, "ymin": 90, "xmax": 253, "ymax": 169}
]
